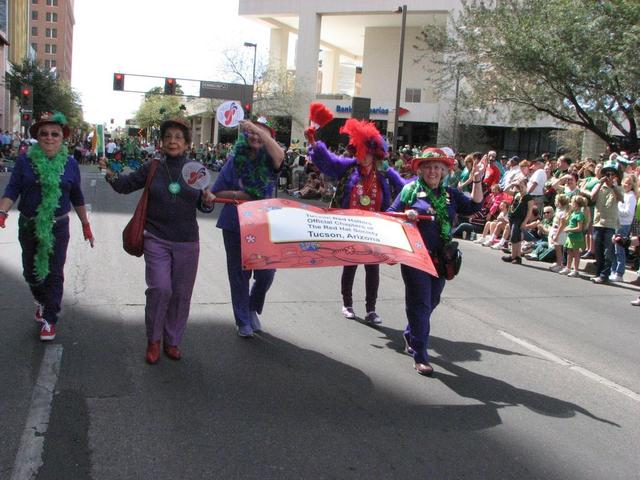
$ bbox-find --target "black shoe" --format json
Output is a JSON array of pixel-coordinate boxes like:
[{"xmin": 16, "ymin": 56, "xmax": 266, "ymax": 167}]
[
  {"xmin": 511, "ymin": 256, "xmax": 522, "ymax": 264},
  {"xmin": 581, "ymin": 252, "xmax": 595, "ymax": 259},
  {"xmin": 501, "ymin": 255, "xmax": 513, "ymax": 262}
]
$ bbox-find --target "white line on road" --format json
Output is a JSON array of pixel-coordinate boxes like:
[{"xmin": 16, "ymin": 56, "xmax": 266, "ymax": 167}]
[
  {"xmin": 90, "ymin": 179, "xmax": 96, "ymax": 187},
  {"xmin": 10, "ymin": 345, "xmax": 63, "ymax": 480},
  {"xmin": 498, "ymin": 330, "xmax": 640, "ymax": 403}
]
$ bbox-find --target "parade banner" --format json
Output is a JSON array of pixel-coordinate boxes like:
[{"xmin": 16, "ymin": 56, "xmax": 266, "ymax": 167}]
[{"xmin": 237, "ymin": 199, "xmax": 437, "ymax": 276}]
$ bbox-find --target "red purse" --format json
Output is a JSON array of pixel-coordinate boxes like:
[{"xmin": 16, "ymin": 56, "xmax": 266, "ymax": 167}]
[{"xmin": 122, "ymin": 159, "xmax": 159, "ymax": 257}]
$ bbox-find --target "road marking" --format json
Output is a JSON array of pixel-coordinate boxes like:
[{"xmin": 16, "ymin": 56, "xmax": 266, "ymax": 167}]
[
  {"xmin": 498, "ymin": 330, "xmax": 640, "ymax": 403},
  {"xmin": 90, "ymin": 179, "xmax": 96, "ymax": 187},
  {"xmin": 10, "ymin": 345, "xmax": 63, "ymax": 480}
]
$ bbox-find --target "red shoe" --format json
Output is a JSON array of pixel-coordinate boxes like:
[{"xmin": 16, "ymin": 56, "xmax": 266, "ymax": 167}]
[
  {"xmin": 39, "ymin": 321, "xmax": 56, "ymax": 341},
  {"xmin": 414, "ymin": 362, "xmax": 434, "ymax": 376},
  {"xmin": 163, "ymin": 344, "xmax": 181, "ymax": 361},
  {"xmin": 145, "ymin": 341, "xmax": 160, "ymax": 364}
]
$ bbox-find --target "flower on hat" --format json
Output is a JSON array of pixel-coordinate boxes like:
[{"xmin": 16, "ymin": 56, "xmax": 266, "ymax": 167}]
[{"xmin": 411, "ymin": 147, "xmax": 455, "ymax": 172}]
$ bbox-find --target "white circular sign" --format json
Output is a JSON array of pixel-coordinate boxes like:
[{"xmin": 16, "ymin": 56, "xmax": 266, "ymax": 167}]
[
  {"xmin": 216, "ymin": 101, "xmax": 244, "ymax": 128},
  {"xmin": 181, "ymin": 162, "xmax": 211, "ymax": 190}
]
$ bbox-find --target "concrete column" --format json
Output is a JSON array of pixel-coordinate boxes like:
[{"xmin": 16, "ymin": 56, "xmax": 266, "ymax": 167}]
[
  {"xmin": 212, "ymin": 116, "xmax": 219, "ymax": 145},
  {"xmin": 320, "ymin": 49, "xmax": 339, "ymax": 94},
  {"xmin": 201, "ymin": 116, "xmax": 213, "ymax": 144},
  {"xmin": 291, "ymin": 10, "xmax": 321, "ymax": 145},
  {"xmin": 269, "ymin": 28, "xmax": 288, "ymax": 72}
]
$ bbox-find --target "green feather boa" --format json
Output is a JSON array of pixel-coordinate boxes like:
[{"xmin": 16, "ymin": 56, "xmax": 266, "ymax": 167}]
[
  {"xmin": 28, "ymin": 144, "xmax": 69, "ymax": 281},
  {"xmin": 400, "ymin": 178, "xmax": 451, "ymax": 243}
]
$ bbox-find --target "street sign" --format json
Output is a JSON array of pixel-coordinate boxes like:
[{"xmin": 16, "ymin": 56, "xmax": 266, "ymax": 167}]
[{"xmin": 199, "ymin": 81, "xmax": 252, "ymax": 103}]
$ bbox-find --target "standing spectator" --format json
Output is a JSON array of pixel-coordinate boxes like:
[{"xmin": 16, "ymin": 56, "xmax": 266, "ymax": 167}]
[
  {"xmin": 589, "ymin": 161, "xmax": 624, "ymax": 284},
  {"xmin": 105, "ymin": 138, "xmax": 117, "ymax": 159},
  {"xmin": 499, "ymin": 156, "xmax": 521, "ymax": 189},
  {"xmin": 563, "ymin": 196, "xmax": 588, "ymax": 277},
  {"xmin": 527, "ymin": 157, "xmax": 547, "ymax": 216},
  {"xmin": 548, "ymin": 194, "xmax": 570, "ymax": 272},
  {"xmin": 457, "ymin": 154, "xmax": 476, "ymax": 196},
  {"xmin": 502, "ymin": 178, "xmax": 534, "ymax": 264},
  {"xmin": 609, "ymin": 174, "xmax": 637, "ymax": 281},
  {"xmin": 483, "ymin": 151, "xmax": 502, "ymax": 191}
]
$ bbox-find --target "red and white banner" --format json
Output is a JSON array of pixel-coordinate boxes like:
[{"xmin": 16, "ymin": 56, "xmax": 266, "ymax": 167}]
[{"xmin": 237, "ymin": 199, "xmax": 437, "ymax": 276}]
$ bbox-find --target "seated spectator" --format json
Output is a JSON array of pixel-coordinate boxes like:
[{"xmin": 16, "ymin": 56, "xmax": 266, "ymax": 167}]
[
  {"xmin": 474, "ymin": 200, "xmax": 510, "ymax": 246},
  {"xmin": 290, "ymin": 172, "xmax": 323, "ymax": 199},
  {"xmin": 525, "ymin": 206, "xmax": 556, "ymax": 261}
]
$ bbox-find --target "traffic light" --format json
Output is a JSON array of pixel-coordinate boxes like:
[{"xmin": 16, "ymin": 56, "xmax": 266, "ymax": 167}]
[
  {"xmin": 164, "ymin": 77, "xmax": 176, "ymax": 95},
  {"xmin": 244, "ymin": 102, "xmax": 252, "ymax": 118},
  {"xmin": 113, "ymin": 73, "xmax": 125, "ymax": 91},
  {"xmin": 20, "ymin": 85, "xmax": 33, "ymax": 109},
  {"xmin": 20, "ymin": 112, "xmax": 31, "ymax": 126}
]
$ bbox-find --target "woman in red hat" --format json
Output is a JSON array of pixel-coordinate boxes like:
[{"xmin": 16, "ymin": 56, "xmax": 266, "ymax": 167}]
[
  {"xmin": 305, "ymin": 119, "xmax": 406, "ymax": 325},
  {"xmin": 0, "ymin": 111, "xmax": 95, "ymax": 341},
  {"xmin": 387, "ymin": 148, "xmax": 484, "ymax": 376},
  {"xmin": 100, "ymin": 118, "xmax": 216, "ymax": 363}
]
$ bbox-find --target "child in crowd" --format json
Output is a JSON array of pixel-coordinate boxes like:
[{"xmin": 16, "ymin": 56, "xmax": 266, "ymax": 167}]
[
  {"xmin": 548, "ymin": 194, "xmax": 570, "ymax": 272},
  {"xmin": 475, "ymin": 200, "xmax": 510, "ymax": 245},
  {"xmin": 562, "ymin": 195, "xmax": 588, "ymax": 277}
]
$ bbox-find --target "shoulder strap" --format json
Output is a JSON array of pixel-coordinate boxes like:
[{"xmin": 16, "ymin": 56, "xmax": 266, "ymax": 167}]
[{"xmin": 144, "ymin": 159, "xmax": 160, "ymax": 189}]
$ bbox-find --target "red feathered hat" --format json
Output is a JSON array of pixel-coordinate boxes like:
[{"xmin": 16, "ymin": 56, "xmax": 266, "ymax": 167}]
[
  {"xmin": 411, "ymin": 148, "xmax": 455, "ymax": 172},
  {"xmin": 339, "ymin": 118, "xmax": 388, "ymax": 163}
]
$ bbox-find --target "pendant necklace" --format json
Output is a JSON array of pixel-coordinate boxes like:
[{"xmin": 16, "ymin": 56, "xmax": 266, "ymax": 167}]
[
  {"xmin": 164, "ymin": 160, "xmax": 181, "ymax": 197},
  {"xmin": 357, "ymin": 168, "xmax": 376, "ymax": 208}
]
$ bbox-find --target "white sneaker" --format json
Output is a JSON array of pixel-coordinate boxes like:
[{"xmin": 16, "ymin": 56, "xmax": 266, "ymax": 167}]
[
  {"xmin": 491, "ymin": 241, "xmax": 506, "ymax": 250},
  {"xmin": 474, "ymin": 236, "xmax": 485, "ymax": 244},
  {"xmin": 365, "ymin": 312, "xmax": 382, "ymax": 325},
  {"xmin": 609, "ymin": 273, "xmax": 624, "ymax": 282},
  {"xmin": 249, "ymin": 311, "xmax": 262, "ymax": 332},
  {"xmin": 567, "ymin": 270, "xmax": 579, "ymax": 277},
  {"xmin": 549, "ymin": 264, "xmax": 562, "ymax": 273},
  {"xmin": 558, "ymin": 267, "xmax": 570, "ymax": 275},
  {"xmin": 482, "ymin": 238, "xmax": 495, "ymax": 247},
  {"xmin": 341, "ymin": 306, "xmax": 356, "ymax": 319}
]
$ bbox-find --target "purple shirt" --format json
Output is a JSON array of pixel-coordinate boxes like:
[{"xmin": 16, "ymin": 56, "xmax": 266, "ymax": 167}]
[
  {"xmin": 307, "ymin": 141, "xmax": 405, "ymax": 210},
  {"xmin": 3, "ymin": 153, "xmax": 85, "ymax": 217}
]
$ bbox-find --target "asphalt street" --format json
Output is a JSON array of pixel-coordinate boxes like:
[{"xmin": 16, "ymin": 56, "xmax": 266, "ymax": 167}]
[{"xmin": 1, "ymin": 167, "xmax": 639, "ymax": 479}]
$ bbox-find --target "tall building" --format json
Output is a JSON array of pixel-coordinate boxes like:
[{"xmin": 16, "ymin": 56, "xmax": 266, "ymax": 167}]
[
  {"xmin": 238, "ymin": 0, "xmax": 564, "ymax": 157},
  {"xmin": 28, "ymin": 0, "xmax": 74, "ymax": 82}
]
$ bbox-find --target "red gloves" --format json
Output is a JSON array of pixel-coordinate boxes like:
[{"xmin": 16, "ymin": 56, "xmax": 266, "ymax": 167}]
[
  {"xmin": 304, "ymin": 126, "xmax": 317, "ymax": 145},
  {"xmin": 82, "ymin": 223, "xmax": 94, "ymax": 247},
  {"xmin": 0, "ymin": 213, "xmax": 6, "ymax": 228}
]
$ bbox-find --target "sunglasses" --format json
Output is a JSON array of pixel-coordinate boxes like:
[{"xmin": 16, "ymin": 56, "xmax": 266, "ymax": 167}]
[{"xmin": 38, "ymin": 131, "xmax": 62, "ymax": 138}]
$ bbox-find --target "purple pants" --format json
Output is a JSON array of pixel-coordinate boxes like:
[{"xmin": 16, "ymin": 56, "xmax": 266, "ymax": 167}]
[
  {"xmin": 341, "ymin": 264, "xmax": 379, "ymax": 312},
  {"xmin": 19, "ymin": 215, "xmax": 70, "ymax": 324},
  {"xmin": 143, "ymin": 231, "xmax": 199, "ymax": 345}
]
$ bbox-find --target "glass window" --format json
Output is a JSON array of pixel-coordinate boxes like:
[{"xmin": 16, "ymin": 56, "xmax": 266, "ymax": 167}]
[
  {"xmin": 44, "ymin": 59, "xmax": 51, "ymax": 69},
  {"xmin": 32, "ymin": 0, "xmax": 38, "ymax": 4},
  {"xmin": 31, "ymin": 43, "xmax": 38, "ymax": 52},
  {"xmin": 32, "ymin": 10, "xmax": 38, "ymax": 20},
  {"xmin": 46, "ymin": 0, "xmax": 58, "ymax": 5},
  {"xmin": 51, "ymin": 44, "xmax": 57, "ymax": 54},
  {"xmin": 51, "ymin": 60, "xmax": 56, "ymax": 68},
  {"xmin": 31, "ymin": 26, "xmax": 38, "ymax": 36},
  {"xmin": 52, "ymin": 28, "xmax": 57, "ymax": 38},
  {"xmin": 46, "ymin": 12, "xmax": 57, "ymax": 22},
  {"xmin": 405, "ymin": 88, "xmax": 421, "ymax": 103},
  {"xmin": 45, "ymin": 28, "xmax": 51, "ymax": 37}
]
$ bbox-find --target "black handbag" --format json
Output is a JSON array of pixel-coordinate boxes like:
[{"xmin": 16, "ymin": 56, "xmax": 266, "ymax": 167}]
[{"xmin": 437, "ymin": 241, "xmax": 462, "ymax": 280}]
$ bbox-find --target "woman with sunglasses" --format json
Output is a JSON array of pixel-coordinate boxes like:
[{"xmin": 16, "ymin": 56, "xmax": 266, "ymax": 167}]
[{"xmin": 0, "ymin": 112, "xmax": 95, "ymax": 341}]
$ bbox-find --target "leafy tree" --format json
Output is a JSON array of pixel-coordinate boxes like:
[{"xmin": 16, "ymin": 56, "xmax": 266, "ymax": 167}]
[
  {"xmin": 415, "ymin": 0, "xmax": 640, "ymax": 152},
  {"xmin": 5, "ymin": 58, "xmax": 85, "ymax": 131},
  {"xmin": 134, "ymin": 86, "xmax": 186, "ymax": 133}
]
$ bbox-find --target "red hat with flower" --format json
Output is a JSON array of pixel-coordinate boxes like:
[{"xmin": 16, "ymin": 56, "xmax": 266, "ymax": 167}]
[{"xmin": 411, "ymin": 147, "xmax": 455, "ymax": 172}]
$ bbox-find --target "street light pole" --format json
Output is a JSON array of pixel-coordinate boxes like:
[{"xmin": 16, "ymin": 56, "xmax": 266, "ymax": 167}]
[
  {"xmin": 243, "ymin": 41, "xmax": 257, "ymax": 93},
  {"xmin": 392, "ymin": 5, "xmax": 407, "ymax": 156}
]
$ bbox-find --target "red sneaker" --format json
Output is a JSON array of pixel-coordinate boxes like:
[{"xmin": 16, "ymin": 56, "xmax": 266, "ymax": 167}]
[
  {"xmin": 163, "ymin": 344, "xmax": 181, "ymax": 360},
  {"xmin": 39, "ymin": 321, "xmax": 56, "ymax": 341},
  {"xmin": 34, "ymin": 302, "xmax": 44, "ymax": 323}
]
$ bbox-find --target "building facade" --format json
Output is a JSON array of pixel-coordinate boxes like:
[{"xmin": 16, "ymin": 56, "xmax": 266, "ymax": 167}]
[
  {"xmin": 28, "ymin": 0, "xmax": 74, "ymax": 82},
  {"xmin": 237, "ymin": 0, "xmax": 569, "ymax": 158}
]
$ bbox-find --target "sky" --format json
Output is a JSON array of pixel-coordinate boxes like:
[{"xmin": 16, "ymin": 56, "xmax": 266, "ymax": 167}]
[{"xmin": 71, "ymin": 0, "xmax": 271, "ymax": 127}]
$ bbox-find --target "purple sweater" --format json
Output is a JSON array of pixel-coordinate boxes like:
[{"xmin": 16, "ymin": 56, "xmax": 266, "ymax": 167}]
[{"xmin": 307, "ymin": 141, "xmax": 405, "ymax": 210}]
